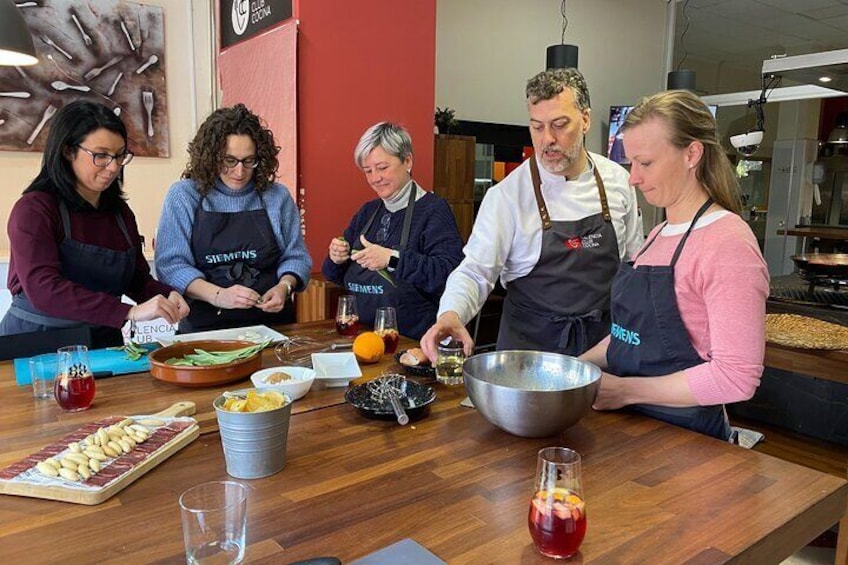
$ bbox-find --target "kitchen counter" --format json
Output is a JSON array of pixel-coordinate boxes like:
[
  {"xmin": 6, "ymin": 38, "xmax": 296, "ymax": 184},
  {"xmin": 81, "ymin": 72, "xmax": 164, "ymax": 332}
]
[{"xmin": 1, "ymin": 320, "xmax": 846, "ymax": 564}]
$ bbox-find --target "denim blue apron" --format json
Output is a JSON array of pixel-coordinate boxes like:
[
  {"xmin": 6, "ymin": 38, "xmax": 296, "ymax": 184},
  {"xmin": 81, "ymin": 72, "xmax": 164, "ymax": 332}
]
[
  {"xmin": 606, "ymin": 199, "xmax": 731, "ymax": 440},
  {"xmin": 497, "ymin": 155, "xmax": 621, "ymax": 355},
  {"xmin": 181, "ymin": 190, "xmax": 294, "ymax": 332},
  {"xmin": 342, "ymin": 183, "xmax": 421, "ymax": 335},
  {"xmin": 0, "ymin": 199, "xmax": 136, "ymax": 347}
]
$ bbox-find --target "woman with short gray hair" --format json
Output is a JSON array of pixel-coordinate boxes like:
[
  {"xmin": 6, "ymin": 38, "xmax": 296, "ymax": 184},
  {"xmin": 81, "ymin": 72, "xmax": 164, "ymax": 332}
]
[{"xmin": 323, "ymin": 121, "xmax": 464, "ymax": 340}]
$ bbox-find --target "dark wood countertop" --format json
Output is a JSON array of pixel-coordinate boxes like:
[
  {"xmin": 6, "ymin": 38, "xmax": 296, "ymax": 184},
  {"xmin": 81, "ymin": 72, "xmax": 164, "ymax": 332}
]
[{"xmin": 0, "ymin": 321, "xmax": 846, "ymax": 564}]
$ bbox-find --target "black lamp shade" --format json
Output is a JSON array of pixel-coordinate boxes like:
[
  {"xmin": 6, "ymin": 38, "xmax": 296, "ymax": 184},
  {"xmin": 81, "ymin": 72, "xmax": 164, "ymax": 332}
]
[
  {"xmin": 546, "ymin": 44, "xmax": 578, "ymax": 70},
  {"xmin": 0, "ymin": 0, "xmax": 38, "ymax": 66},
  {"xmin": 667, "ymin": 69, "xmax": 696, "ymax": 91}
]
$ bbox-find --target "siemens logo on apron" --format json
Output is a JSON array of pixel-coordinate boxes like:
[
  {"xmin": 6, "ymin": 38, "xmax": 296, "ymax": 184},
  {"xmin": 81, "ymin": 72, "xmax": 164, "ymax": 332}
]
[
  {"xmin": 205, "ymin": 250, "xmax": 258, "ymax": 264},
  {"xmin": 347, "ymin": 282, "xmax": 384, "ymax": 295},
  {"xmin": 611, "ymin": 322, "xmax": 640, "ymax": 345}
]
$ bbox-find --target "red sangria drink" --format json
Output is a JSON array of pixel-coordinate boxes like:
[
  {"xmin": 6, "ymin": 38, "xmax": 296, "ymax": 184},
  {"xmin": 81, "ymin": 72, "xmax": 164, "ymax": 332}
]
[
  {"xmin": 528, "ymin": 487, "xmax": 586, "ymax": 559},
  {"xmin": 336, "ymin": 316, "xmax": 359, "ymax": 337},
  {"xmin": 378, "ymin": 329, "xmax": 399, "ymax": 354},
  {"xmin": 54, "ymin": 370, "xmax": 96, "ymax": 411},
  {"xmin": 336, "ymin": 295, "xmax": 359, "ymax": 336},
  {"xmin": 54, "ymin": 346, "xmax": 96, "ymax": 411}
]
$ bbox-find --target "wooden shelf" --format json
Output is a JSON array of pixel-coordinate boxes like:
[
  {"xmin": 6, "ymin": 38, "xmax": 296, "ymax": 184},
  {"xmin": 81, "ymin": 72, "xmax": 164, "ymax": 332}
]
[{"xmin": 778, "ymin": 226, "xmax": 848, "ymax": 240}]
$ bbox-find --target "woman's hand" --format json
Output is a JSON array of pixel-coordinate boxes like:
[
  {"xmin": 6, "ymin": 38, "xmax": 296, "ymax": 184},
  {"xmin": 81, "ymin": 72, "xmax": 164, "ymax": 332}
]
[
  {"xmin": 131, "ymin": 294, "xmax": 186, "ymax": 325},
  {"xmin": 351, "ymin": 235, "xmax": 391, "ymax": 271},
  {"xmin": 328, "ymin": 237, "xmax": 351, "ymax": 264},
  {"xmin": 258, "ymin": 280, "xmax": 292, "ymax": 313},
  {"xmin": 592, "ymin": 372, "xmax": 628, "ymax": 411},
  {"xmin": 167, "ymin": 291, "xmax": 190, "ymax": 321},
  {"xmin": 420, "ymin": 311, "xmax": 474, "ymax": 364},
  {"xmin": 215, "ymin": 284, "xmax": 261, "ymax": 310}
]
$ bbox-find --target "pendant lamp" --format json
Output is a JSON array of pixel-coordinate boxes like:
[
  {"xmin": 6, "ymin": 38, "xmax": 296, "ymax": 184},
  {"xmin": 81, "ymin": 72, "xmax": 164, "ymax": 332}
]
[
  {"xmin": 667, "ymin": 69, "xmax": 696, "ymax": 90},
  {"xmin": 0, "ymin": 0, "xmax": 38, "ymax": 66},
  {"xmin": 546, "ymin": 0, "xmax": 578, "ymax": 70}
]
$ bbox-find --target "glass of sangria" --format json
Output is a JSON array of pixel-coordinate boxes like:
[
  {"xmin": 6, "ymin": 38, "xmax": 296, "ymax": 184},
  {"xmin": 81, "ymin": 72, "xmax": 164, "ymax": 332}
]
[
  {"xmin": 54, "ymin": 345, "xmax": 96, "ymax": 412},
  {"xmin": 374, "ymin": 306, "xmax": 399, "ymax": 354},
  {"xmin": 528, "ymin": 447, "xmax": 586, "ymax": 560},
  {"xmin": 335, "ymin": 295, "xmax": 359, "ymax": 337}
]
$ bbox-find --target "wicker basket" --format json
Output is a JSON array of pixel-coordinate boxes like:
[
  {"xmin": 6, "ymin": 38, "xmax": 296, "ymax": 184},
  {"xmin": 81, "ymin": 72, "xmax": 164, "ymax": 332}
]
[{"xmin": 765, "ymin": 313, "xmax": 848, "ymax": 350}]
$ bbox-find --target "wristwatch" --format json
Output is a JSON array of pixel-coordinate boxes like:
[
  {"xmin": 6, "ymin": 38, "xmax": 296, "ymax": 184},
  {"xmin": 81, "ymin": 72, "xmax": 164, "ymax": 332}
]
[{"xmin": 387, "ymin": 250, "xmax": 400, "ymax": 272}]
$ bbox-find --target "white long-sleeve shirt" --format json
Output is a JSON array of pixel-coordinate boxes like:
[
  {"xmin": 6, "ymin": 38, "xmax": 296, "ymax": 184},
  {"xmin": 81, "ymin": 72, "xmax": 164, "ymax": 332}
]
[{"xmin": 438, "ymin": 152, "xmax": 643, "ymax": 324}]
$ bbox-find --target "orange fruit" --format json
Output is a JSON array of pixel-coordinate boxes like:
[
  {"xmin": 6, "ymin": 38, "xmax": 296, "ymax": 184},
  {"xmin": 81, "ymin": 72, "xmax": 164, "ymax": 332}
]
[{"xmin": 353, "ymin": 331, "xmax": 385, "ymax": 364}]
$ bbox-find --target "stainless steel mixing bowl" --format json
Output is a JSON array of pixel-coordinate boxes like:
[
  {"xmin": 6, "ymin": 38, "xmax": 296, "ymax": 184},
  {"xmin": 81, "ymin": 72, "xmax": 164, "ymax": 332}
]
[{"xmin": 463, "ymin": 350, "xmax": 601, "ymax": 438}]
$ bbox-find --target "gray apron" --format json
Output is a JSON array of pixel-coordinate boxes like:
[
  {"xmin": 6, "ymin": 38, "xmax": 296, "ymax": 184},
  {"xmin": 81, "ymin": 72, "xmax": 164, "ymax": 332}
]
[{"xmin": 497, "ymin": 155, "xmax": 621, "ymax": 355}]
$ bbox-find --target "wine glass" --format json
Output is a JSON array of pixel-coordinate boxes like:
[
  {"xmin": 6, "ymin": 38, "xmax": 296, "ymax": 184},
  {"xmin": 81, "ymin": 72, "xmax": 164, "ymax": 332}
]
[
  {"xmin": 335, "ymin": 295, "xmax": 359, "ymax": 337},
  {"xmin": 374, "ymin": 306, "xmax": 399, "ymax": 354},
  {"xmin": 54, "ymin": 345, "xmax": 96, "ymax": 412},
  {"xmin": 528, "ymin": 447, "xmax": 586, "ymax": 559}
]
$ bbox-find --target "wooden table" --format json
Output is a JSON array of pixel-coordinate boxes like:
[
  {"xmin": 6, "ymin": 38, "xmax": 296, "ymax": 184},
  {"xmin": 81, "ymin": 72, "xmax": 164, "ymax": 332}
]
[{"xmin": 1, "ymin": 321, "xmax": 846, "ymax": 564}]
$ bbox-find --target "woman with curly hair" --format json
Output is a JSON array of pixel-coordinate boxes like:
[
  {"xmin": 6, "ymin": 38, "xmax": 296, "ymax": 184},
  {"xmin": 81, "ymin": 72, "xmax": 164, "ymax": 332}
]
[{"xmin": 155, "ymin": 104, "xmax": 311, "ymax": 332}]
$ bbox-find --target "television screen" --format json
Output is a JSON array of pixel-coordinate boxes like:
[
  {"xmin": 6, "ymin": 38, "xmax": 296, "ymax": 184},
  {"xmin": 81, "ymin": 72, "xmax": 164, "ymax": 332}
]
[{"xmin": 606, "ymin": 104, "xmax": 719, "ymax": 165}]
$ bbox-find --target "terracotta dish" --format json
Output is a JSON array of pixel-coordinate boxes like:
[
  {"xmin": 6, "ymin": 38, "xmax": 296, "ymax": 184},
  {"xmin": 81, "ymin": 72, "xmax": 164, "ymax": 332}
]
[{"xmin": 148, "ymin": 340, "xmax": 263, "ymax": 387}]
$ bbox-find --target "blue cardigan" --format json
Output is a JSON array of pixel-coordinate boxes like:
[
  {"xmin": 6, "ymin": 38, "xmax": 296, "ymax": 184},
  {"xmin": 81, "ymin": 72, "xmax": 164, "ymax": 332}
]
[{"xmin": 322, "ymin": 192, "xmax": 464, "ymax": 339}]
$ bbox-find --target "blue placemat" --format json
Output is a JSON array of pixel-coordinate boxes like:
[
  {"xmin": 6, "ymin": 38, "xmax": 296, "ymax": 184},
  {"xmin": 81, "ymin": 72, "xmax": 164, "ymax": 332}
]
[{"xmin": 14, "ymin": 346, "xmax": 154, "ymax": 386}]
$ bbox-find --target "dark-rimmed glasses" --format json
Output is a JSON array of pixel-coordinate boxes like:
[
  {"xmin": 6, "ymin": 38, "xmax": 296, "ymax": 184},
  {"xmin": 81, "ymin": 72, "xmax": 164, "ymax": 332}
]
[
  {"xmin": 221, "ymin": 155, "xmax": 260, "ymax": 169},
  {"xmin": 76, "ymin": 145, "xmax": 134, "ymax": 167}
]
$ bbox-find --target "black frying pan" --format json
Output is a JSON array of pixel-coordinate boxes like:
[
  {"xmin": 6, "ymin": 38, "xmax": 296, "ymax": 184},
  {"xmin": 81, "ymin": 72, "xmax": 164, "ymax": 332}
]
[{"xmin": 791, "ymin": 254, "xmax": 848, "ymax": 278}]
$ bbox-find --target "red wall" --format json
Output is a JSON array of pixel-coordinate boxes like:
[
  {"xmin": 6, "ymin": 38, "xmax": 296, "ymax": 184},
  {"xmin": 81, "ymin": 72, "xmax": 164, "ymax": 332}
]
[{"xmin": 297, "ymin": 1, "xmax": 437, "ymax": 269}]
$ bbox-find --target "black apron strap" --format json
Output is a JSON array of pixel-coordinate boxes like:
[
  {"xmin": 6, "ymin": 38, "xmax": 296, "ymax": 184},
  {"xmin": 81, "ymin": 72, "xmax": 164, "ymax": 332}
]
[
  {"xmin": 9, "ymin": 295, "xmax": 85, "ymax": 328},
  {"xmin": 586, "ymin": 154, "xmax": 612, "ymax": 222},
  {"xmin": 398, "ymin": 180, "xmax": 417, "ymax": 249},
  {"xmin": 59, "ymin": 200, "xmax": 134, "ymax": 248},
  {"xmin": 670, "ymin": 199, "xmax": 713, "ymax": 267}
]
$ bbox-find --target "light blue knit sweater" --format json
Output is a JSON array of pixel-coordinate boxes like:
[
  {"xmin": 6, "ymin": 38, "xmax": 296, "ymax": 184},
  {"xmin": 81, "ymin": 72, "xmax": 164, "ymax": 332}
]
[{"xmin": 154, "ymin": 178, "xmax": 312, "ymax": 293}]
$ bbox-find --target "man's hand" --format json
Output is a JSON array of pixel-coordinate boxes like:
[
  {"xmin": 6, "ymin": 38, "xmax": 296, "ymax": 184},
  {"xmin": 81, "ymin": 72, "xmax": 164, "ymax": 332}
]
[{"xmin": 420, "ymin": 311, "xmax": 474, "ymax": 364}]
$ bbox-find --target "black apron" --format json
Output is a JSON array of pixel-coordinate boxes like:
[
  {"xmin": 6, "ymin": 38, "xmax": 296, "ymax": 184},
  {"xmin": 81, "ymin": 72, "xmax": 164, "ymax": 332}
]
[
  {"xmin": 181, "ymin": 190, "xmax": 294, "ymax": 332},
  {"xmin": 0, "ymin": 200, "xmax": 136, "ymax": 347},
  {"xmin": 342, "ymin": 183, "xmax": 419, "ymax": 334},
  {"xmin": 606, "ymin": 199, "xmax": 731, "ymax": 440},
  {"xmin": 497, "ymin": 155, "xmax": 621, "ymax": 355}
]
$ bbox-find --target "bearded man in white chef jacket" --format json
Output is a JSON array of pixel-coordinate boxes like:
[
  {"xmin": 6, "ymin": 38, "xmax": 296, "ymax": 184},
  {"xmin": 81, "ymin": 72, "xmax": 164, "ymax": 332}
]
[{"xmin": 421, "ymin": 68, "xmax": 643, "ymax": 361}]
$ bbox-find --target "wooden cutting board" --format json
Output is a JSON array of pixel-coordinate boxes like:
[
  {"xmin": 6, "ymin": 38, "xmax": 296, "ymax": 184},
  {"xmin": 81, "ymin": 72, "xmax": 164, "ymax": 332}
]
[{"xmin": 0, "ymin": 401, "xmax": 199, "ymax": 505}]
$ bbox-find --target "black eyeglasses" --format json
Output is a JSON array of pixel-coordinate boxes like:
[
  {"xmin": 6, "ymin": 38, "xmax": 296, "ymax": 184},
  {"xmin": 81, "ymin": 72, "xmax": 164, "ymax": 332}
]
[
  {"xmin": 76, "ymin": 145, "xmax": 134, "ymax": 167},
  {"xmin": 221, "ymin": 155, "xmax": 260, "ymax": 169},
  {"xmin": 376, "ymin": 212, "xmax": 391, "ymax": 243}
]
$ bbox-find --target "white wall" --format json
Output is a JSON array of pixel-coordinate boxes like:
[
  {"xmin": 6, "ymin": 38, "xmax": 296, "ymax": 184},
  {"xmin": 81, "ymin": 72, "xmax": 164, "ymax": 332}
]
[
  {"xmin": 0, "ymin": 0, "xmax": 215, "ymax": 253},
  {"xmin": 435, "ymin": 0, "xmax": 669, "ymax": 154}
]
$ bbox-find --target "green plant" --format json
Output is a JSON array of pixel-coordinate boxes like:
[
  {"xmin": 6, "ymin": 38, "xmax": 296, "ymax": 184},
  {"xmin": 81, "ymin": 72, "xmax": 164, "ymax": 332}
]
[{"xmin": 435, "ymin": 107, "xmax": 458, "ymax": 133}]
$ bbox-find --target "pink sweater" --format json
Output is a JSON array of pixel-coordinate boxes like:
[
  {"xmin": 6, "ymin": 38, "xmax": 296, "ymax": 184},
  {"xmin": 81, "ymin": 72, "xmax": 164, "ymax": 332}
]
[{"xmin": 628, "ymin": 212, "xmax": 769, "ymax": 406}]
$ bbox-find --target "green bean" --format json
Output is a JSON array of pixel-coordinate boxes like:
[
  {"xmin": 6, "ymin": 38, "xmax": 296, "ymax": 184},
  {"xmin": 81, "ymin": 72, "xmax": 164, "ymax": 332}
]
[{"xmin": 164, "ymin": 340, "xmax": 270, "ymax": 366}]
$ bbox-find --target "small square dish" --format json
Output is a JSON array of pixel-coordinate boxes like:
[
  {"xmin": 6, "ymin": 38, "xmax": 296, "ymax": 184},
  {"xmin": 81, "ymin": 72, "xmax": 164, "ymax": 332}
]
[{"xmin": 311, "ymin": 352, "xmax": 362, "ymax": 387}]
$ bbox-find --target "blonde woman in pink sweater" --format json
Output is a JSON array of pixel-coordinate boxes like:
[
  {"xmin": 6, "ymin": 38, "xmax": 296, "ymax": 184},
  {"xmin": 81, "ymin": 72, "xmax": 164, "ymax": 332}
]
[{"xmin": 580, "ymin": 90, "xmax": 769, "ymax": 440}]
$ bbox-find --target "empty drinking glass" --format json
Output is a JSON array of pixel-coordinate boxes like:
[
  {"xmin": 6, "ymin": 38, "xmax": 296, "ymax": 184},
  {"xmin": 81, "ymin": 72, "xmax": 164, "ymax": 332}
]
[
  {"xmin": 29, "ymin": 353, "xmax": 57, "ymax": 399},
  {"xmin": 180, "ymin": 481, "xmax": 249, "ymax": 565}
]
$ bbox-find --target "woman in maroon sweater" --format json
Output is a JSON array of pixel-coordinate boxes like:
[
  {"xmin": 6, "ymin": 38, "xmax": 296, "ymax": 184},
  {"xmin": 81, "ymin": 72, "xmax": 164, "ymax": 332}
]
[{"xmin": 0, "ymin": 101, "xmax": 188, "ymax": 348}]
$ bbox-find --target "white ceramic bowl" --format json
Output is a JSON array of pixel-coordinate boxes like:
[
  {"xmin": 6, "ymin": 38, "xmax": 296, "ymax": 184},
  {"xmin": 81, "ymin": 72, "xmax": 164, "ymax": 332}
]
[
  {"xmin": 311, "ymin": 352, "xmax": 362, "ymax": 387},
  {"xmin": 250, "ymin": 366, "xmax": 315, "ymax": 401}
]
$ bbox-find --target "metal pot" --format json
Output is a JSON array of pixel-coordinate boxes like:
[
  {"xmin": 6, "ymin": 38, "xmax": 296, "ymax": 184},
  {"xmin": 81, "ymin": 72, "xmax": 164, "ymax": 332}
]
[{"xmin": 791, "ymin": 254, "xmax": 848, "ymax": 279}]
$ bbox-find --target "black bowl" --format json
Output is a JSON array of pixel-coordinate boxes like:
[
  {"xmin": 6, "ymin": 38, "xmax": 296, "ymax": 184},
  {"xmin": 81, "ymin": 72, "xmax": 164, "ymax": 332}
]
[
  {"xmin": 345, "ymin": 378, "xmax": 436, "ymax": 421},
  {"xmin": 394, "ymin": 349, "xmax": 435, "ymax": 378}
]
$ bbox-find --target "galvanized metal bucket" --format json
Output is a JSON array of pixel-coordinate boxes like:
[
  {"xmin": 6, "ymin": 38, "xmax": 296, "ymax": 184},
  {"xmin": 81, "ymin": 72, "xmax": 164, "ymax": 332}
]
[{"xmin": 213, "ymin": 393, "xmax": 293, "ymax": 479}]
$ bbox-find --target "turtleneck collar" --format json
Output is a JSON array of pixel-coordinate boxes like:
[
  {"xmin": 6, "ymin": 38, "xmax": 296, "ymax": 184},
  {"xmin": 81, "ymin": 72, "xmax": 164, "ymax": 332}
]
[
  {"xmin": 382, "ymin": 179, "xmax": 425, "ymax": 213},
  {"xmin": 214, "ymin": 177, "xmax": 257, "ymax": 197}
]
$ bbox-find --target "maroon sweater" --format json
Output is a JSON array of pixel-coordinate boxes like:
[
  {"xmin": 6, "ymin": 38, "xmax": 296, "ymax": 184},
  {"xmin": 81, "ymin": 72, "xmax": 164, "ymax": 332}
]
[{"xmin": 7, "ymin": 191, "xmax": 173, "ymax": 328}]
